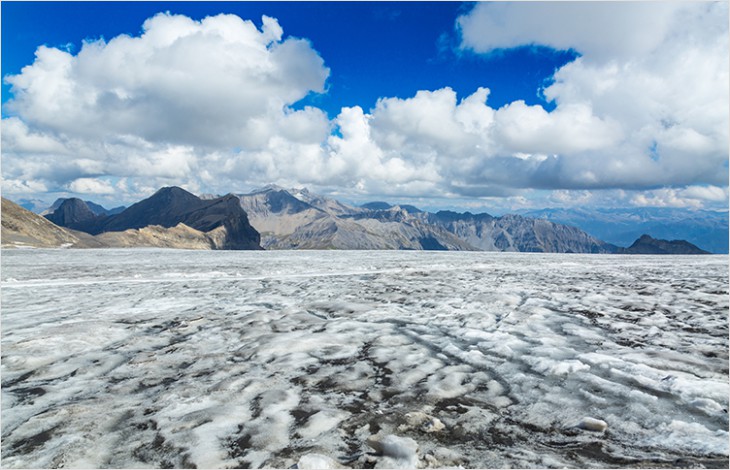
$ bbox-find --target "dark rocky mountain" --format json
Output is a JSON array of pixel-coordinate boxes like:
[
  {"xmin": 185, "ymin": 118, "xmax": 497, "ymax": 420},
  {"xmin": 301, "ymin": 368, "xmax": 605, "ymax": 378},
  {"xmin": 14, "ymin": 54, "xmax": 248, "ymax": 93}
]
[
  {"xmin": 617, "ymin": 234, "xmax": 711, "ymax": 254},
  {"xmin": 44, "ymin": 198, "xmax": 105, "ymax": 233},
  {"xmin": 43, "ymin": 198, "xmax": 125, "ymax": 216},
  {"xmin": 46, "ymin": 187, "xmax": 261, "ymax": 250},
  {"xmin": 3, "ymin": 197, "xmax": 232, "ymax": 249}
]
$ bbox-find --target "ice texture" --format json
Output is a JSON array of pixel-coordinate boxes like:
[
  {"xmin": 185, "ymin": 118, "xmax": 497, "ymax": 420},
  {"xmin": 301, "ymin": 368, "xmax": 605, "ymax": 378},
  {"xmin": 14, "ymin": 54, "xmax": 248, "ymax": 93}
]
[{"xmin": 1, "ymin": 249, "xmax": 728, "ymax": 468}]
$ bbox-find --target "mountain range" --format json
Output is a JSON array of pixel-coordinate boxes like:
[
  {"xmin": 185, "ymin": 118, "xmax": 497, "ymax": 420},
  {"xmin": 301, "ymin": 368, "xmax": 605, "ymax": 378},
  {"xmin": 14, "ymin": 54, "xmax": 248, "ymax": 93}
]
[
  {"xmin": 520, "ymin": 207, "xmax": 728, "ymax": 254},
  {"xmin": 0, "ymin": 185, "xmax": 719, "ymax": 254},
  {"xmin": 236, "ymin": 185, "xmax": 618, "ymax": 252},
  {"xmin": 2, "ymin": 188, "xmax": 261, "ymax": 250}
]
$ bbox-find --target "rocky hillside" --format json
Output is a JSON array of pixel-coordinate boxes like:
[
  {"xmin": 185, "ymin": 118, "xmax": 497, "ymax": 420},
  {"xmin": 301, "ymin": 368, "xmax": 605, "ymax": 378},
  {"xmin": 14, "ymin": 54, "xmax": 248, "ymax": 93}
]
[
  {"xmin": 95, "ymin": 223, "xmax": 224, "ymax": 249},
  {"xmin": 618, "ymin": 234, "xmax": 710, "ymax": 254},
  {"xmin": 237, "ymin": 186, "xmax": 613, "ymax": 252},
  {"xmin": 424, "ymin": 211, "xmax": 613, "ymax": 253},
  {"xmin": 238, "ymin": 186, "xmax": 473, "ymax": 250},
  {"xmin": 1, "ymin": 198, "xmax": 102, "ymax": 248}
]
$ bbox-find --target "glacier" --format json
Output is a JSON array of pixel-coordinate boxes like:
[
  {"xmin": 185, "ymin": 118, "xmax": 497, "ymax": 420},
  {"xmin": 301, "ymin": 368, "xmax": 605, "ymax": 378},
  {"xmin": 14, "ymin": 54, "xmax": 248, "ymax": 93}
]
[{"xmin": 1, "ymin": 249, "xmax": 728, "ymax": 468}]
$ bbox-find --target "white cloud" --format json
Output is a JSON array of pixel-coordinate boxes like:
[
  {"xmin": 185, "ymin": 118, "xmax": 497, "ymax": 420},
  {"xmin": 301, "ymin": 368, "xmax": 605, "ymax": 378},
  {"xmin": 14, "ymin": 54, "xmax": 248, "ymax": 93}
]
[
  {"xmin": 2, "ymin": 6, "xmax": 727, "ymax": 210},
  {"xmin": 458, "ymin": 2, "xmax": 688, "ymax": 62},
  {"xmin": 67, "ymin": 178, "xmax": 116, "ymax": 195},
  {"xmin": 631, "ymin": 186, "xmax": 730, "ymax": 209},
  {"xmin": 493, "ymin": 101, "xmax": 622, "ymax": 155},
  {"xmin": 2, "ymin": 12, "xmax": 330, "ymax": 199},
  {"xmin": 4, "ymin": 12, "xmax": 329, "ymax": 149},
  {"xmin": 452, "ymin": 1, "xmax": 729, "ymax": 197}
]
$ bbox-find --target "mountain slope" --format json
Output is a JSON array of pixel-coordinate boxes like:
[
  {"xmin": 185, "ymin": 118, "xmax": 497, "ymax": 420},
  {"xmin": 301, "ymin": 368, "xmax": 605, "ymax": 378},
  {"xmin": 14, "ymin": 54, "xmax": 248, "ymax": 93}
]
[
  {"xmin": 95, "ymin": 223, "xmax": 223, "ymax": 249},
  {"xmin": 2, "ymin": 197, "xmax": 238, "ymax": 250},
  {"xmin": 238, "ymin": 187, "xmax": 473, "ymax": 250},
  {"xmin": 424, "ymin": 211, "xmax": 614, "ymax": 253},
  {"xmin": 44, "ymin": 198, "xmax": 105, "ymax": 233},
  {"xmin": 237, "ymin": 187, "xmax": 614, "ymax": 252},
  {"xmin": 1, "ymin": 198, "xmax": 103, "ymax": 248}
]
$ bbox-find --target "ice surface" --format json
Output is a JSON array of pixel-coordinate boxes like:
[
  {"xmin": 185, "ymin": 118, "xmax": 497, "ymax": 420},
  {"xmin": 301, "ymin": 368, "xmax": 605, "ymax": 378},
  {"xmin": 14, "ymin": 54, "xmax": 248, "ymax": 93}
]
[{"xmin": 1, "ymin": 249, "xmax": 728, "ymax": 468}]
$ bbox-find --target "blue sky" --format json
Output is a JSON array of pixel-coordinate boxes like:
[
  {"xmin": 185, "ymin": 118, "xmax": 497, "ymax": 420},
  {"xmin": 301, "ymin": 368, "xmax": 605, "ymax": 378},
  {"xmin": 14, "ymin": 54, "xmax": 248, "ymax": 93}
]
[{"xmin": 1, "ymin": 1, "xmax": 728, "ymax": 212}]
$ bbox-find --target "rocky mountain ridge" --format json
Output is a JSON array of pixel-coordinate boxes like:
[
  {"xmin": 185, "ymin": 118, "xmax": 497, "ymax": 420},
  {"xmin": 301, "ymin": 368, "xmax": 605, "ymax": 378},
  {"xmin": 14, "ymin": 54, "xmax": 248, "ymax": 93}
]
[
  {"xmin": 1, "ymin": 197, "xmax": 242, "ymax": 250},
  {"xmin": 2, "ymin": 185, "xmax": 716, "ymax": 254},
  {"xmin": 236, "ymin": 186, "xmax": 615, "ymax": 253},
  {"xmin": 42, "ymin": 187, "xmax": 261, "ymax": 250}
]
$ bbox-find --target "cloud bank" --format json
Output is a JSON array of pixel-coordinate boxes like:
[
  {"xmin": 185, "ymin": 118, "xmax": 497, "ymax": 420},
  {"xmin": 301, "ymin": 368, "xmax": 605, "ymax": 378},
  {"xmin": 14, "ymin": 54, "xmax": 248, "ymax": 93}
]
[{"xmin": 2, "ymin": 4, "xmax": 728, "ymax": 210}]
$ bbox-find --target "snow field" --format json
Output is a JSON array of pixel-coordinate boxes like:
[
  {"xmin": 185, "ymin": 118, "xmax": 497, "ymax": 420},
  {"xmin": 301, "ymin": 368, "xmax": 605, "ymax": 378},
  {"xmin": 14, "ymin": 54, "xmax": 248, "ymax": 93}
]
[{"xmin": 1, "ymin": 249, "xmax": 728, "ymax": 468}]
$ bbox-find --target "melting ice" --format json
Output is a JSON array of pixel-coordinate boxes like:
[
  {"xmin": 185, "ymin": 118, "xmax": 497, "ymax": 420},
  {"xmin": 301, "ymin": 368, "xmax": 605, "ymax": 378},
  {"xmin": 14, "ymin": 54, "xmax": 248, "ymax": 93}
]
[{"xmin": 1, "ymin": 249, "xmax": 728, "ymax": 468}]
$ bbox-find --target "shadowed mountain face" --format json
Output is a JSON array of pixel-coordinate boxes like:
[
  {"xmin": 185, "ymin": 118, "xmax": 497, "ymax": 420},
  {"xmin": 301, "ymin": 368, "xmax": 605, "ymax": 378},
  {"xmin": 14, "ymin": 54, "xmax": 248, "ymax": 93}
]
[
  {"xmin": 618, "ymin": 234, "xmax": 710, "ymax": 255},
  {"xmin": 44, "ymin": 198, "xmax": 104, "ymax": 233},
  {"xmin": 44, "ymin": 187, "xmax": 261, "ymax": 250}
]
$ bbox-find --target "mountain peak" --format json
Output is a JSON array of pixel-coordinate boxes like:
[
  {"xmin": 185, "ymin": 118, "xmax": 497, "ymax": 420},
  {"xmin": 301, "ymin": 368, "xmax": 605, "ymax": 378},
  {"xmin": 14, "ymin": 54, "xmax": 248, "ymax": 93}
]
[
  {"xmin": 153, "ymin": 186, "xmax": 194, "ymax": 197},
  {"xmin": 44, "ymin": 198, "xmax": 102, "ymax": 231}
]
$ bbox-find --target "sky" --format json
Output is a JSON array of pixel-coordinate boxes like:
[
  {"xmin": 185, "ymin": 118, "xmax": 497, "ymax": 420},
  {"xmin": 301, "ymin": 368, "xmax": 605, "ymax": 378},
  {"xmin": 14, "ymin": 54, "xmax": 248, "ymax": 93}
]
[{"xmin": 1, "ymin": 1, "xmax": 728, "ymax": 213}]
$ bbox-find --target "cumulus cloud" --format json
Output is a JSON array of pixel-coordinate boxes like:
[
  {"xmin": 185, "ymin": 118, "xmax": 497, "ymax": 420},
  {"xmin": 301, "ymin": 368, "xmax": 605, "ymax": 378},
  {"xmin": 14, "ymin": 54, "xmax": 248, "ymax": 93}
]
[
  {"xmin": 631, "ymin": 186, "xmax": 730, "ymax": 209},
  {"xmin": 2, "ymin": 5, "xmax": 727, "ymax": 211},
  {"xmin": 4, "ymin": 13, "xmax": 328, "ymax": 149},
  {"xmin": 2, "ymin": 12, "xmax": 330, "ymax": 201},
  {"xmin": 454, "ymin": 1, "xmax": 728, "ymax": 195},
  {"xmin": 67, "ymin": 178, "xmax": 116, "ymax": 195},
  {"xmin": 457, "ymin": 1, "xmax": 684, "ymax": 62}
]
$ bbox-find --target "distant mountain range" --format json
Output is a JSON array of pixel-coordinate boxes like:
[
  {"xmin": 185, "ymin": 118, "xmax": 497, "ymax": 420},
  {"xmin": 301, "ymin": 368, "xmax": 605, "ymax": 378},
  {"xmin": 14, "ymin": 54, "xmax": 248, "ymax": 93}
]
[
  {"xmin": 519, "ymin": 207, "xmax": 728, "ymax": 254},
  {"xmin": 0, "ymin": 185, "xmax": 720, "ymax": 254}
]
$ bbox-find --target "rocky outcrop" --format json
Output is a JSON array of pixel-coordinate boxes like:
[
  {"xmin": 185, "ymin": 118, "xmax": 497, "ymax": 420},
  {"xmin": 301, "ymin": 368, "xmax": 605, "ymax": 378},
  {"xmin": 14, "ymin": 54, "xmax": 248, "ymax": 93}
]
[
  {"xmin": 95, "ymin": 223, "xmax": 224, "ymax": 249},
  {"xmin": 617, "ymin": 234, "xmax": 710, "ymax": 254}
]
